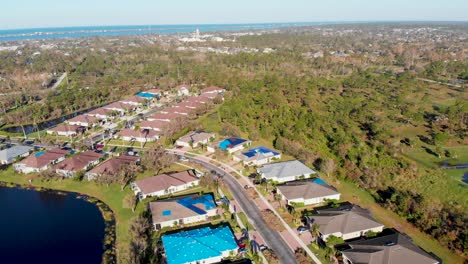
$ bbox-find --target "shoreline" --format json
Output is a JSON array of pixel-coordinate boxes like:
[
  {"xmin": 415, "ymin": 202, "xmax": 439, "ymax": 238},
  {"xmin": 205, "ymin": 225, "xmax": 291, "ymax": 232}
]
[{"xmin": 0, "ymin": 181, "xmax": 116, "ymax": 264}]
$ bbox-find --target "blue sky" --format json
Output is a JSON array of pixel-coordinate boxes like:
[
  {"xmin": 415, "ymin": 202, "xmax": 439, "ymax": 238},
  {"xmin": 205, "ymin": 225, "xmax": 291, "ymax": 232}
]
[{"xmin": 1, "ymin": 0, "xmax": 467, "ymax": 29}]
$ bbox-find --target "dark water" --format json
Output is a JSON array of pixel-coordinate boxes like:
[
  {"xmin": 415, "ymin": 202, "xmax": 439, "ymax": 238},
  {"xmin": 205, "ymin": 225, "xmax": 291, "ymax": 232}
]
[{"xmin": 0, "ymin": 186, "xmax": 105, "ymax": 264}]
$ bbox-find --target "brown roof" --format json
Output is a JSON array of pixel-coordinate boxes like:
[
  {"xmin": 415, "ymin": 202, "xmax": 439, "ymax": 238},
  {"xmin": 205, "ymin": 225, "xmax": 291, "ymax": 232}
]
[
  {"xmin": 118, "ymin": 128, "xmax": 158, "ymax": 138},
  {"xmin": 55, "ymin": 151, "xmax": 103, "ymax": 172},
  {"xmin": 135, "ymin": 170, "xmax": 199, "ymax": 195},
  {"xmin": 149, "ymin": 194, "xmax": 216, "ymax": 224},
  {"xmin": 343, "ymin": 233, "xmax": 440, "ymax": 264},
  {"xmin": 186, "ymin": 96, "xmax": 211, "ymax": 104},
  {"xmin": 309, "ymin": 204, "xmax": 384, "ymax": 236},
  {"xmin": 87, "ymin": 155, "xmax": 139, "ymax": 176},
  {"xmin": 201, "ymin": 86, "xmax": 224, "ymax": 93},
  {"xmin": 48, "ymin": 125, "xmax": 81, "ymax": 133},
  {"xmin": 67, "ymin": 114, "xmax": 100, "ymax": 124},
  {"xmin": 105, "ymin": 102, "xmax": 134, "ymax": 110},
  {"xmin": 87, "ymin": 107, "xmax": 112, "ymax": 116},
  {"xmin": 121, "ymin": 95, "xmax": 145, "ymax": 104},
  {"xmin": 178, "ymin": 131, "xmax": 214, "ymax": 144},
  {"xmin": 277, "ymin": 182, "xmax": 340, "ymax": 200},
  {"xmin": 147, "ymin": 112, "xmax": 179, "ymax": 122},
  {"xmin": 140, "ymin": 120, "xmax": 169, "ymax": 130},
  {"xmin": 199, "ymin": 93, "xmax": 217, "ymax": 99},
  {"xmin": 19, "ymin": 148, "xmax": 68, "ymax": 168}
]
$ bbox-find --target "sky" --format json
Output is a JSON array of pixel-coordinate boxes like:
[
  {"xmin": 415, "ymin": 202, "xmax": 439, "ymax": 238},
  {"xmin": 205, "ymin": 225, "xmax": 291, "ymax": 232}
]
[{"xmin": 1, "ymin": 0, "xmax": 467, "ymax": 29}]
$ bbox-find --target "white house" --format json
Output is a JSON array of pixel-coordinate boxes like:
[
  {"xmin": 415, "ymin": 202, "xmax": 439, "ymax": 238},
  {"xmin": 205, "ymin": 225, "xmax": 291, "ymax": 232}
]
[
  {"xmin": 131, "ymin": 170, "xmax": 199, "ymax": 199},
  {"xmin": 175, "ymin": 131, "xmax": 215, "ymax": 148},
  {"xmin": 54, "ymin": 151, "xmax": 103, "ymax": 178},
  {"xmin": 66, "ymin": 114, "xmax": 101, "ymax": 128},
  {"xmin": 117, "ymin": 129, "xmax": 159, "ymax": 142},
  {"xmin": 14, "ymin": 148, "xmax": 68, "ymax": 174},
  {"xmin": 276, "ymin": 181, "xmax": 341, "ymax": 206},
  {"xmin": 176, "ymin": 84, "xmax": 190, "ymax": 96},
  {"xmin": 258, "ymin": 160, "xmax": 316, "ymax": 183},
  {"xmin": 46, "ymin": 125, "xmax": 81, "ymax": 137},
  {"xmin": 149, "ymin": 194, "xmax": 217, "ymax": 229},
  {"xmin": 233, "ymin": 146, "xmax": 281, "ymax": 166},
  {"xmin": 0, "ymin": 146, "xmax": 32, "ymax": 165},
  {"xmin": 207, "ymin": 137, "xmax": 251, "ymax": 154}
]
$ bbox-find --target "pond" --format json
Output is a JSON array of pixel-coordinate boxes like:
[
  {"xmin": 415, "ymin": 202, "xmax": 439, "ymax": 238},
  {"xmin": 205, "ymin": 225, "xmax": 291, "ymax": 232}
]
[{"xmin": 0, "ymin": 186, "xmax": 105, "ymax": 263}]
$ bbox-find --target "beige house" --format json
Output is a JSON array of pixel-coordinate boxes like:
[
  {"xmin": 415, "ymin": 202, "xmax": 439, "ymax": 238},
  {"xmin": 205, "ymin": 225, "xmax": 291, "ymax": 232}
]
[
  {"xmin": 276, "ymin": 181, "xmax": 340, "ymax": 206},
  {"xmin": 131, "ymin": 170, "xmax": 200, "ymax": 199},
  {"xmin": 175, "ymin": 131, "xmax": 215, "ymax": 148}
]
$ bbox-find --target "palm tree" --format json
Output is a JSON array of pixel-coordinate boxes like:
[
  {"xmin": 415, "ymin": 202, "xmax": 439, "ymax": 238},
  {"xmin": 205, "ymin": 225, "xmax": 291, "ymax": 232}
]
[{"xmin": 310, "ymin": 223, "xmax": 320, "ymax": 243}]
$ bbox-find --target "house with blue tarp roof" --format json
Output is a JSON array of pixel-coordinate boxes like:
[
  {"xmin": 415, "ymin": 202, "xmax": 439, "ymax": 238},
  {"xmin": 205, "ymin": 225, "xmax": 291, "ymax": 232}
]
[
  {"xmin": 149, "ymin": 194, "xmax": 217, "ymax": 230},
  {"xmin": 162, "ymin": 225, "xmax": 238, "ymax": 264},
  {"xmin": 234, "ymin": 146, "xmax": 281, "ymax": 166},
  {"xmin": 207, "ymin": 137, "xmax": 251, "ymax": 154}
]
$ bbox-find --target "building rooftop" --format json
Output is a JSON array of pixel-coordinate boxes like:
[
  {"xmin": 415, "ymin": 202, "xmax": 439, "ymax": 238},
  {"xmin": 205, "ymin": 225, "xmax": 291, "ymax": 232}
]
[
  {"xmin": 135, "ymin": 170, "xmax": 199, "ymax": 195},
  {"xmin": 0, "ymin": 146, "xmax": 32, "ymax": 161},
  {"xmin": 343, "ymin": 232, "xmax": 440, "ymax": 264},
  {"xmin": 149, "ymin": 194, "xmax": 216, "ymax": 224},
  {"xmin": 87, "ymin": 155, "xmax": 139, "ymax": 176},
  {"xmin": 258, "ymin": 160, "xmax": 316, "ymax": 179},
  {"xmin": 201, "ymin": 86, "xmax": 224, "ymax": 94},
  {"xmin": 18, "ymin": 148, "xmax": 68, "ymax": 168},
  {"xmin": 67, "ymin": 114, "xmax": 100, "ymax": 124},
  {"xmin": 55, "ymin": 151, "xmax": 103, "ymax": 172},
  {"xmin": 277, "ymin": 181, "xmax": 339, "ymax": 200},
  {"xmin": 162, "ymin": 225, "xmax": 238, "ymax": 264},
  {"xmin": 117, "ymin": 128, "xmax": 158, "ymax": 138},
  {"xmin": 308, "ymin": 204, "xmax": 384, "ymax": 237},
  {"xmin": 218, "ymin": 137, "xmax": 249, "ymax": 150},
  {"xmin": 178, "ymin": 131, "xmax": 214, "ymax": 144},
  {"xmin": 48, "ymin": 125, "xmax": 81, "ymax": 133}
]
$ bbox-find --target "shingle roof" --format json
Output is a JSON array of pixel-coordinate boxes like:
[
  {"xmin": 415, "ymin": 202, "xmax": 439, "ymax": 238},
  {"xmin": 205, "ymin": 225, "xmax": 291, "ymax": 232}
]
[
  {"xmin": 48, "ymin": 125, "xmax": 81, "ymax": 133},
  {"xmin": 117, "ymin": 128, "xmax": 158, "ymax": 138},
  {"xmin": 258, "ymin": 160, "xmax": 316, "ymax": 179},
  {"xmin": 177, "ymin": 131, "xmax": 214, "ymax": 144},
  {"xmin": 162, "ymin": 225, "xmax": 238, "ymax": 264},
  {"xmin": 0, "ymin": 146, "xmax": 32, "ymax": 161},
  {"xmin": 87, "ymin": 155, "xmax": 139, "ymax": 176},
  {"xmin": 55, "ymin": 151, "xmax": 103, "ymax": 172},
  {"xmin": 150, "ymin": 194, "xmax": 216, "ymax": 224},
  {"xmin": 18, "ymin": 148, "xmax": 67, "ymax": 168},
  {"xmin": 277, "ymin": 182, "xmax": 340, "ymax": 200},
  {"xmin": 343, "ymin": 233, "xmax": 440, "ymax": 264},
  {"xmin": 135, "ymin": 170, "xmax": 199, "ymax": 195},
  {"xmin": 309, "ymin": 204, "xmax": 383, "ymax": 237}
]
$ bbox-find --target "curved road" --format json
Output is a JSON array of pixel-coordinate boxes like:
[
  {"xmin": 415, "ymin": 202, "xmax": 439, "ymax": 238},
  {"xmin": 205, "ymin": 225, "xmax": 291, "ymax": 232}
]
[{"xmin": 168, "ymin": 151, "xmax": 298, "ymax": 264}]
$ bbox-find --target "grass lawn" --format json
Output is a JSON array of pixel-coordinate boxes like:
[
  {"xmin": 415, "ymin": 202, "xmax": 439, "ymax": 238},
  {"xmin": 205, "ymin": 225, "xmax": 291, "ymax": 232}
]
[{"xmin": 324, "ymin": 175, "xmax": 465, "ymax": 264}]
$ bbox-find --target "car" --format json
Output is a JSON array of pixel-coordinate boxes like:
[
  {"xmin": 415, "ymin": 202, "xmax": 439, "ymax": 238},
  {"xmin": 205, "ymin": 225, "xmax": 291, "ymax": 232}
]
[
  {"xmin": 24, "ymin": 140, "xmax": 34, "ymax": 145},
  {"xmin": 176, "ymin": 145, "xmax": 184, "ymax": 149},
  {"xmin": 179, "ymin": 156, "xmax": 189, "ymax": 161},
  {"xmin": 258, "ymin": 245, "xmax": 268, "ymax": 251},
  {"xmin": 297, "ymin": 226, "xmax": 308, "ymax": 234},
  {"xmin": 238, "ymin": 247, "xmax": 248, "ymax": 254}
]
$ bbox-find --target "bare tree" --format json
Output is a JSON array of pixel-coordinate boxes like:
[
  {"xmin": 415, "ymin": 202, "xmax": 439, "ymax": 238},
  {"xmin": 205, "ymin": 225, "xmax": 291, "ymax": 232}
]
[
  {"xmin": 320, "ymin": 158, "xmax": 337, "ymax": 177},
  {"xmin": 141, "ymin": 145, "xmax": 175, "ymax": 174},
  {"xmin": 123, "ymin": 193, "xmax": 136, "ymax": 212}
]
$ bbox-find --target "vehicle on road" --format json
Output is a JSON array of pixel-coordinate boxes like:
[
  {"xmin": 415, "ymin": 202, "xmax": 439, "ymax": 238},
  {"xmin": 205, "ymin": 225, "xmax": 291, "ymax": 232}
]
[
  {"xmin": 297, "ymin": 226, "xmax": 308, "ymax": 234},
  {"xmin": 259, "ymin": 245, "xmax": 268, "ymax": 251}
]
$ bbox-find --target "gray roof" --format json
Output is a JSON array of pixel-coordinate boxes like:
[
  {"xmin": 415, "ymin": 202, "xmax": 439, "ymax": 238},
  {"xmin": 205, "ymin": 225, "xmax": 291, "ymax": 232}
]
[
  {"xmin": 0, "ymin": 146, "xmax": 32, "ymax": 161},
  {"xmin": 343, "ymin": 233, "xmax": 440, "ymax": 264},
  {"xmin": 309, "ymin": 205, "xmax": 383, "ymax": 236},
  {"xmin": 258, "ymin": 160, "xmax": 316, "ymax": 179},
  {"xmin": 277, "ymin": 182, "xmax": 340, "ymax": 200}
]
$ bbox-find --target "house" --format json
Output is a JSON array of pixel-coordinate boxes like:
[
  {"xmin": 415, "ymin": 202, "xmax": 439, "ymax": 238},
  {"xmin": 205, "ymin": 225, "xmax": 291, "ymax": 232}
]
[
  {"xmin": 276, "ymin": 181, "xmax": 341, "ymax": 206},
  {"xmin": 306, "ymin": 204, "xmax": 384, "ymax": 241},
  {"xmin": 14, "ymin": 148, "xmax": 68, "ymax": 174},
  {"xmin": 175, "ymin": 131, "xmax": 215, "ymax": 148},
  {"xmin": 175, "ymin": 84, "xmax": 190, "ymax": 96},
  {"xmin": 233, "ymin": 146, "xmax": 281, "ymax": 166},
  {"xmin": 104, "ymin": 102, "xmax": 136, "ymax": 114},
  {"xmin": 55, "ymin": 151, "xmax": 103, "ymax": 177},
  {"xmin": 207, "ymin": 137, "xmax": 251, "ymax": 154},
  {"xmin": 185, "ymin": 96, "xmax": 211, "ymax": 104},
  {"xmin": 66, "ymin": 114, "xmax": 101, "ymax": 128},
  {"xmin": 146, "ymin": 112, "xmax": 178, "ymax": 122},
  {"xmin": 131, "ymin": 170, "xmax": 199, "ymax": 199},
  {"xmin": 120, "ymin": 95, "xmax": 149, "ymax": 106},
  {"xmin": 86, "ymin": 107, "xmax": 116, "ymax": 119},
  {"xmin": 149, "ymin": 194, "xmax": 217, "ymax": 229},
  {"xmin": 46, "ymin": 125, "xmax": 81, "ymax": 137},
  {"xmin": 117, "ymin": 128, "xmax": 159, "ymax": 142},
  {"xmin": 85, "ymin": 155, "xmax": 140, "ymax": 180},
  {"xmin": 140, "ymin": 120, "xmax": 168, "ymax": 132},
  {"xmin": 162, "ymin": 225, "xmax": 238, "ymax": 264},
  {"xmin": 0, "ymin": 146, "xmax": 32, "ymax": 165},
  {"xmin": 257, "ymin": 160, "xmax": 316, "ymax": 183},
  {"xmin": 201, "ymin": 86, "xmax": 225, "ymax": 94},
  {"xmin": 341, "ymin": 231, "xmax": 440, "ymax": 264}
]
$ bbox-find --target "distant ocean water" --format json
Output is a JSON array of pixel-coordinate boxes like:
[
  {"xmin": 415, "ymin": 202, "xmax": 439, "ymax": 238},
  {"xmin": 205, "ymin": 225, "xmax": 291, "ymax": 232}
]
[{"xmin": 0, "ymin": 22, "xmax": 334, "ymax": 42}]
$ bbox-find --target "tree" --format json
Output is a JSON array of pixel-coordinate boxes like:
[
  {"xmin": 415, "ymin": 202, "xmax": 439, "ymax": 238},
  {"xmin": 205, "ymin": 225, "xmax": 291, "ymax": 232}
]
[
  {"xmin": 141, "ymin": 145, "xmax": 175, "ymax": 174},
  {"xmin": 118, "ymin": 163, "xmax": 139, "ymax": 191},
  {"xmin": 320, "ymin": 158, "xmax": 337, "ymax": 177},
  {"xmin": 123, "ymin": 194, "xmax": 136, "ymax": 212},
  {"xmin": 310, "ymin": 223, "xmax": 320, "ymax": 243}
]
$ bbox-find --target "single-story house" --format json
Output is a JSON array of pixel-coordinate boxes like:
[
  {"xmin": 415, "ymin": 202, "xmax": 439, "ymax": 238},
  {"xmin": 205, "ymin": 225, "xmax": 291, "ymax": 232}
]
[
  {"xmin": 87, "ymin": 107, "xmax": 116, "ymax": 119},
  {"xmin": 146, "ymin": 112, "xmax": 177, "ymax": 122},
  {"xmin": 117, "ymin": 128, "xmax": 159, "ymax": 142},
  {"xmin": 342, "ymin": 231, "xmax": 440, "ymax": 264},
  {"xmin": 306, "ymin": 204, "xmax": 384, "ymax": 241},
  {"xmin": 149, "ymin": 194, "xmax": 217, "ymax": 229},
  {"xmin": 85, "ymin": 155, "xmax": 140, "ymax": 180},
  {"xmin": 201, "ymin": 86, "xmax": 225, "ymax": 94},
  {"xmin": 104, "ymin": 102, "xmax": 136, "ymax": 114},
  {"xmin": 14, "ymin": 148, "xmax": 68, "ymax": 174},
  {"xmin": 276, "ymin": 181, "xmax": 341, "ymax": 206},
  {"xmin": 233, "ymin": 146, "xmax": 281, "ymax": 166},
  {"xmin": 131, "ymin": 170, "xmax": 199, "ymax": 199},
  {"xmin": 162, "ymin": 225, "xmax": 238, "ymax": 264},
  {"xmin": 0, "ymin": 145, "xmax": 32, "ymax": 165},
  {"xmin": 175, "ymin": 84, "xmax": 190, "ymax": 96},
  {"xmin": 207, "ymin": 137, "xmax": 251, "ymax": 154},
  {"xmin": 120, "ymin": 95, "xmax": 150, "ymax": 106},
  {"xmin": 185, "ymin": 96, "xmax": 211, "ymax": 104},
  {"xmin": 176, "ymin": 131, "xmax": 215, "ymax": 148},
  {"xmin": 55, "ymin": 151, "xmax": 103, "ymax": 178},
  {"xmin": 257, "ymin": 160, "xmax": 316, "ymax": 183},
  {"xmin": 66, "ymin": 114, "xmax": 101, "ymax": 128},
  {"xmin": 46, "ymin": 125, "xmax": 81, "ymax": 137},
  {"xmin": 140, "ymin": 120, "xmax": 168, "ymax": 132}
]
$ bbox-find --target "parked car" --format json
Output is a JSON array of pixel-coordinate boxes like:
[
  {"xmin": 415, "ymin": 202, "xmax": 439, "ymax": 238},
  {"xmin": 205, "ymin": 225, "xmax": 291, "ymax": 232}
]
[
  {"xmin": 297, "ymin": 226, "xmax": 308, "ymax": 234},
  {"xmin": 179, "ymin": 156, "xmax": 188, "ymax": 162},
  {"xmin": 259, "ymin": 245, "xmax": 268, "ymax": 251}
]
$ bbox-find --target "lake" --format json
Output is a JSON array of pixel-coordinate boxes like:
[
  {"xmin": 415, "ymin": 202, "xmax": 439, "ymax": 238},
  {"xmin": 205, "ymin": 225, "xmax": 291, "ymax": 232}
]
[{"xmin": 0, "ymin": 186, "xmax": 105, "ymax": 264}]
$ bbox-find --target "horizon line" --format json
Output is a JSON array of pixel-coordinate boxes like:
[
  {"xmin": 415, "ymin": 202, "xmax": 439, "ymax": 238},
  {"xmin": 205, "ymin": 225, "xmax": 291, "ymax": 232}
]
[{"xmin": 1, "ymin": 20, "xmax": 467, "ymax": 31}]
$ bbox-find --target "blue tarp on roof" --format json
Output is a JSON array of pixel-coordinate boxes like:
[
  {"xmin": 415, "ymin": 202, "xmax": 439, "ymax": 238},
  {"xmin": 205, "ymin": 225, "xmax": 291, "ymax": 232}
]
[
  {"xmin": 162, "ymin": 210, "xmax": 172, "ymax": 216},
  {"xmin": 219, "ymin": 137, "xmax": 248, "ymax": 150},
  {"xmin": 242, "ymin": 146, "xmax": 279, "ymax": 158},
  {"xmin": 162, "ymin": 226, "xmax": 238, "ymax": 264},
  {"xmin": 312, "ymin": 178, "xmax": 328, "ymax": 185},
  {"xmin": 176, "ymin": 194, "xmax": 216, "ymax": 215}
]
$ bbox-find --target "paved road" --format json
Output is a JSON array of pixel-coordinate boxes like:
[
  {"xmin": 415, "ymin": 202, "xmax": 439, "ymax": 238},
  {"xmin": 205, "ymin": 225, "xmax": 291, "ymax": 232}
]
[{"xmin": 168, "ymin": 151, "xmax": 298, "ymax": 264}]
